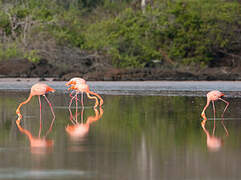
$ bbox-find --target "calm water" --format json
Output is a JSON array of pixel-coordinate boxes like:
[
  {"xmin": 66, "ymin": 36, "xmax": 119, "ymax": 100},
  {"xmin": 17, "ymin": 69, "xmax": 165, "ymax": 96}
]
[{"xmin": 1, "ymin": 88, "xmax": 241, "ymax": 179}]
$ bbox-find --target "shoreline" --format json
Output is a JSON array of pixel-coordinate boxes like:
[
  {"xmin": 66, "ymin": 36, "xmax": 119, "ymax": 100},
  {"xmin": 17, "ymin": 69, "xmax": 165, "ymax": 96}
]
[{"xmin": 1, "ymin": 78, "xmax": 241, "ymax": 97}]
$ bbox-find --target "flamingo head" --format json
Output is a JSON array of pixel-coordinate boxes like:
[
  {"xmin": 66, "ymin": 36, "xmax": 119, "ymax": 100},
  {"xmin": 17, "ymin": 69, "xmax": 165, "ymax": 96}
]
[
  {"xmin": 66, "ymin": 80, "xmax": 76, "ymax": 87},
  {"xmin": 46, "ymin": 86, "xmax": 55, "ymax": 93}
]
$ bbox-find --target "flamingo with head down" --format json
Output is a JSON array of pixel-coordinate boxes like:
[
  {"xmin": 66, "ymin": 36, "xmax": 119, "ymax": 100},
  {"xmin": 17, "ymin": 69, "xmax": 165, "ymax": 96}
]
[
  {"xmin": 16, "ymin": 83, "xmax": 55, "ymax": 123},
  {"xmin": 66, "ymin": 77, "xmax": 103, "ymax": 110},
  {"xmin": 201, "ymin": 90, "xmax": 229, "ymax": 120}
]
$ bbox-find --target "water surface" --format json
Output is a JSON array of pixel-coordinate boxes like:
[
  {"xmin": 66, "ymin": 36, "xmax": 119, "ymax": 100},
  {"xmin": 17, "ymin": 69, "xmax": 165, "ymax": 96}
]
[{"xmin": 0, "ymin": 81, "xmax": 241, "ymax": 179}]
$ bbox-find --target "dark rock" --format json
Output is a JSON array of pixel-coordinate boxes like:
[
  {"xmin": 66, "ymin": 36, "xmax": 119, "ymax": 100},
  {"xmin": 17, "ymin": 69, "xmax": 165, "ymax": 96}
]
[
  {"xmin": 0, "ymin": 59, "xmax": 34, "ymax": 77},
  {"xmin": 0, "ymin": 58, "xmax": 241, "ymax": 81}
]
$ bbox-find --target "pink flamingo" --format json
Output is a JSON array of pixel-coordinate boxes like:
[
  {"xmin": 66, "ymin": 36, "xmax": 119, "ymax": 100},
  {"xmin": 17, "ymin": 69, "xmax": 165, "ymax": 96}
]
[
  {"xmin": 16, "ymin": 83, "xmax": 55, "ymax": 122},
  {"xmin": 66, "ymin": 77, "xmax": 87, "ymax": 109},
  {"xmin": 66, "ymin": 77, "xmax": 103, "ymax": 113},
  {"xmin": 66, "ymin": 107, "xmax": 103, "ymax": 140},
  {"xmin": 66, "ymin": 77, "xmax": 86, "ymax": 86},
  {"xmin": 201, "ymin": 90, "xmax": 229, "ymax": 120}
]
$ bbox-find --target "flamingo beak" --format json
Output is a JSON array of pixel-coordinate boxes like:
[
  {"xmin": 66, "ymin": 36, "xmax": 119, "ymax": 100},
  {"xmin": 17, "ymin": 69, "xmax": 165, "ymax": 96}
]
[{"xmin": 46, "ymin": 86, "xmax": 55, "ymax": 93}]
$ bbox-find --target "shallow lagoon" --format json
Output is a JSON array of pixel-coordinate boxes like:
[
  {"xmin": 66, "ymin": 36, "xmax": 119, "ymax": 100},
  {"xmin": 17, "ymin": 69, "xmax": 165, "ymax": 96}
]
[{"xmin": 0, "ymin": 80, "xmax": 241, "ymax": 179}]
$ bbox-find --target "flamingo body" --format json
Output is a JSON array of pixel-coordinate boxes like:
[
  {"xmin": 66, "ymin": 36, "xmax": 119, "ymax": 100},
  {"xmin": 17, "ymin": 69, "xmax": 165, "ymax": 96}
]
[
  {"xmin": 16, "ymin": 83, "xmax": 55, "ymax": 121},
  {"xmin": 201, "ymin": 90, "xmax": 229, "ymax": 119},
  {"xmin": 207, "ymin": 90, "xmax": 224, "ymax": 101},
  {"xmin": 66, "ymin": 77, "xmax": 86, "ymax": 86},
  {"xmin": 71, "ymin": 83, "xmax": 90, "ymax": 92},
  {"xmin": 66, "ymin": 77, "xmax": 103, "ymax": 108},
  {"xmin": 30, "ymin": 83, "xmax": 55, "ymax": 96}
]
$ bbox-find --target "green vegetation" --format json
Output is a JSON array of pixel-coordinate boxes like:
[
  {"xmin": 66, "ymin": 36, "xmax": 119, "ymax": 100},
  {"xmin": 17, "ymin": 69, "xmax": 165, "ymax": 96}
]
[{"xmin": 0, "ymin": 0, "xmax": 240, "ymax": 67}]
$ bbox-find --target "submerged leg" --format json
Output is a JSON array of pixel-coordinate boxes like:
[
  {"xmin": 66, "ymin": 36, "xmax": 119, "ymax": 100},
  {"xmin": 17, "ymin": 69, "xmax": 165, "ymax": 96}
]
[
  {"xmin": 81, "ymin": 106, "xmax": 84, "ymax": 124},
  {"xmin": 212, "ymin": 100, "xmax": 216, "ymax": 135},
  {"xmin": 38, "ymin": 95, "xmax": 42, "ymax": 137},
  {"xmin": 81, "ymin": 91, "xmax": 84, "ymax": 108},
  {"xmin": 75, "ymin": 93, "xmax": 78, "ymax": 123},
  {"xmin": 43, "ymin": 95, "xmax": 55, "ymax": 120}
]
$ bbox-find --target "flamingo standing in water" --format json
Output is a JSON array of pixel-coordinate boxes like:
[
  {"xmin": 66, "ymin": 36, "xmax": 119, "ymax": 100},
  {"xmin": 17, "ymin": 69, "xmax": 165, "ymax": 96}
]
[
  {"xmin": 66, "ymin": 77, "xmax": 103, "ymax": 109},
  {"xmin": 66, "ymin": 77, "xmax": 87, "ymax": 109},
  {"xmin": 201, "ymin": 90, "xmax": 229, "ymax": 120},
  {"xmin": 16, "ymin": 83, "xmax": 55, "ymax": 122}
]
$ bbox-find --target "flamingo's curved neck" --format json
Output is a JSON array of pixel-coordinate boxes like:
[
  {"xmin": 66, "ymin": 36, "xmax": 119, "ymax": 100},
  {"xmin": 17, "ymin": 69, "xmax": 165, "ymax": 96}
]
[
  {"xmin": 202, "ymin": 99, "xmax": 210, "ymax": 118},
  {"xmin": 16, "ymin": 94, "xmax": 33, "ymax": 114},
  {"xmin": 88, "ymin": 90, "xmax": 103, "ymax": 106},
  {"xmin": 86, "ymin": 91, "xmax": 99, "ymax": 107}
]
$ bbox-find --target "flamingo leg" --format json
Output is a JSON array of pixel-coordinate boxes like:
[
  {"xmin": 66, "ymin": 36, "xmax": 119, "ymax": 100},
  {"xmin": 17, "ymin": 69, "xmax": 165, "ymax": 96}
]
[
  {"xmin": 219, "ymin": 98, "xmax": 229, "ymax": 118},
  {"xmin": 75, "ymin": 93, "xmax": 79, "ymax": 123},
  {"xmin": 38, "ymin": 95, "xmax": 42, "ymax": 138},
  {"xmin": 69, "ymin": 91, "xmax": 75, "ymax": 98},
  {"xmin": 81, "ymin": 91, "xmax": 84, "ymax": 108},
  {"xmin": 43, "ymin": 95, "xmax": 55, "ymax": 120},
  {"xmin": 212, "ymin": 100, "xmax": 216, "ymax": 135},
  {"xmin": 81, "ymin": 106, "xmax": 84, "ymax": 124}
]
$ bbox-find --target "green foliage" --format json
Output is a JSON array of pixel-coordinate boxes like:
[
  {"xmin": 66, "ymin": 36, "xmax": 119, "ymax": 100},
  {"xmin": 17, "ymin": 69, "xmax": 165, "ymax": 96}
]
[
  {"xmin": 84, "ymin": 8, "xmax": 162, "ymax": 67},
  {"xmin": 24, "ymin": 50, "xmax": 40, "ymax": 63},
  {"xmin": 83, "ymin": 0, "xmax": 241, "ymax": 67},
  {"xmin": 0, "ymin": 43, "xmax": 22, "ymax": 61},
  {"xmin": 49, "ymin": 8, "xmax": 85, "ymax": 47},
  {"xmin": 0, "ymin": 0, "xmax": 241, "ymax": 67}
]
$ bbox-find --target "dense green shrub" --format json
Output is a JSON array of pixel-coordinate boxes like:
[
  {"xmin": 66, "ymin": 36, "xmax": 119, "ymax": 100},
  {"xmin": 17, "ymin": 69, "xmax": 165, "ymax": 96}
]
[
  {"xmin": 83, "ymin": 0, "xmax": 241, "ymax": 67},
  {"xmin": 0, "ymin": 0, "xmax": 241, "ymax": 67}
]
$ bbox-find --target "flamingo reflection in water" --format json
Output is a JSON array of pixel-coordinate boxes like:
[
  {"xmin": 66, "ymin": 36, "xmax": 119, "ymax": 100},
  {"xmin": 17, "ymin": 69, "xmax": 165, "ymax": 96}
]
[
  {"xmin": 66, "ymin": 107, "xmax": 103, "ymax": 140},
  {"xmin": 16, "ymin": 116, "xmax": 55, "ymax": 154},
  {"xmin": 201, "ymin": 118, "xmax": 229, "ymax": 152}
]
